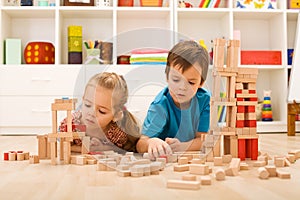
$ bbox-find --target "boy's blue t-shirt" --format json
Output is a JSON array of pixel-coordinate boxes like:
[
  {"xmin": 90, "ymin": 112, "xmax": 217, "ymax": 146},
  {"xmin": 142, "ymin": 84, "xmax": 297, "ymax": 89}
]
[{"xmin": 142, "ymin": 87, "xmax": 211, "ymax": 142}]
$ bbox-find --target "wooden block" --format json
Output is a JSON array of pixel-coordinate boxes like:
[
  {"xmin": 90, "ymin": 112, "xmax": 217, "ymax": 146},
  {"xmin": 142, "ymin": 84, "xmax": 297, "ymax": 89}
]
[
  {"xmin": 178, "ymin": 157, "xmax": 189, "ymax": 165},
  {"xmin": 222, "ymin": 154, "xmax": 232, "ymax": 163},
  {"xmin": 258, "ymin": 167, "xmax": 269, "ymax": 179},
  {"xmin": 117, "ymin": 170, "xmax": 131, "ymax": 177},
  {"xmin": 17, "ymin": 152, "xmax": 25, "ymax": 161},
  {"xmin": 23, "ymin": 152, "xmax": 30, "ymax": 160},
  {"xmin": 288, "ymin": 149, "xmax": 300, "ymax": 159},
  {"xmin": 253, "ymin": 161, "xmax": 266, "ymax": 167},
  {"xmin": 76, "ymin": 156, "xmax": 87, "ymax": 165},
  {"xmin": 174, "ymin": 164, "xmax": 189, "ymax": 172},
  {"xmin": 225, "ymin": 158, "xmax": 240, "ymax": 176},
  {"xmin": 274, "ymin": 157, "xmax": 285, "ymax": 167},
  {"xmin": 258, "ymin": 155, "xmax": 268, "ymax": 165},
  {"xmin": 167, "ymin": 154, "xmax": 178, "ymax": 163},
  {"xmin": 286, "ymin": 154, "xmax": 296, "ymax": 163},
  {"xmin": 213, "ymin": 157, "xmax": 223, "ymax": 166},
  {"xmin": 106, "ymin": 161, "xmax": 117, "ymax": 171},
  {"xmin": 29, "ymin": 155, "xmax": 39, "ymax": 164},
  {"xmin": 265, "ymin": 165, "xmax": 277, "ymax": 177},
  {"xmin": 63, "ymin": 141, "xmax": 71, "ymax": 164},
  {"xmin": 200, "ymin": 176, "xmax": 212, "ymax": 185},
  {"xmin": 131, "ymin": 172, "xmax": 144, "ymax": 177},
  {"xmin": 150, "ymin": 161, "xmax": 162, "ymax": 172},
  {"xmin": 8, "ymin": 152, "xmax": 16, "ymax": 161},
  {"xmin": 37, "ymin": 134, "xmax": 48, "ymax": 159},
  {"xmin": 87, "ymin": 159, "xmax": 97, "ymax": 165},
  {"xmin": 189, "ymin": 164, "xmax": 209, "ymax": 175},
  {"xmin": 190, "ymin": 158, "xmax": 205, "ymax": 164},
  {"xmin": 215, "ymin": 168, "xmax": 225, "ymax": 181},
  {"xmin": 182, "ymin": 175, "xmax": 197, "ymax": 181},
  {"xmin": 71, "ymin": 155, "xmax": 77, "ymax": 164},
  {"xmin": 240, "ymin": 162, "xmax": 249, "ymax": 170},
  {"xmin": 167, "ymin": 180, "xmax": 201, "ymax": 190},
  {"xmin": 97, "ymin": 161, "xmax": 107, "ymax": 171},
  {"xmin": 276, "ymin": 169, "xmax": 291, "ymax": 179}
]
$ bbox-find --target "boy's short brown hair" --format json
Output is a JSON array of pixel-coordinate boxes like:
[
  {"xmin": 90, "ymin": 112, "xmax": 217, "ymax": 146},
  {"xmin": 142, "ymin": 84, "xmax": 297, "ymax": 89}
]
[{"xmin": 165, "ymin": 40, "xmax": 209, "ymax": 85}]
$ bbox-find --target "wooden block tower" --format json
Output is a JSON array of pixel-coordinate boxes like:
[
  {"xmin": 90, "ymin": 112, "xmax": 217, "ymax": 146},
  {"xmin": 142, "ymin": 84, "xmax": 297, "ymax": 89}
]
[
  {"xmin": 234, "ymin": 68, "xmax": 259, "ymax": 160},
  {"xmin": 206, "ymin": 38, "xmax": 239, "ymax": 160},
  {"xmin": 48, "ymin": 98, "xmax": 88, "ymax": 165},
  {"xmin": 208, "ymin": 38, "xmax": 259, "ymax": 161}
]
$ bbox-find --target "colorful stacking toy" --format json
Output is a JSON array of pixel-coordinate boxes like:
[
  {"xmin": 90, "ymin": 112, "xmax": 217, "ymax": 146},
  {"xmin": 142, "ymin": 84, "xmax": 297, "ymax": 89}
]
[{"xmin": 262, "ymin": 90, "xmax": 273, "ymax": 121}]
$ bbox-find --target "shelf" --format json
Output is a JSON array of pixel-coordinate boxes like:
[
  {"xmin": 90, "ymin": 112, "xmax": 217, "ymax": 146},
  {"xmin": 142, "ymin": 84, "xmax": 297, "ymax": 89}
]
[
  {"xmin": 0, "ymin": 0, "xmax": 297, "ymax": 133},
  {"xmin": 233, "ymin": 9, "xmax": 283, "ymax": 20},
  {"xmin": 1, "ymin": 7, "xmax": 55, "ymax": 18}
]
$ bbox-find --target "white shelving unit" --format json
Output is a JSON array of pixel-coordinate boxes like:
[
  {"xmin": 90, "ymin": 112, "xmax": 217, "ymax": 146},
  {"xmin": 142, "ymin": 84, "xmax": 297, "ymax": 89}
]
[{"xmin": 0, "ymin": 0, "xmax": 299, "ymax": 134}]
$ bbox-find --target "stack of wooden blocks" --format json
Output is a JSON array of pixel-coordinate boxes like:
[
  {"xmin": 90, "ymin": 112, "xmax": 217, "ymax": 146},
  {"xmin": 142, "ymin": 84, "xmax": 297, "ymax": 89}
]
[
  {"xmin": 68, "ymin": 26, "xmax": 82, "ymax": 64},
  {"xmin": 207, "ymin": 38, "xmax": 258, "ymax": 161},
  {"xmin": 47, "ymin": 98, "xmax": 89, "ymax": 165}
]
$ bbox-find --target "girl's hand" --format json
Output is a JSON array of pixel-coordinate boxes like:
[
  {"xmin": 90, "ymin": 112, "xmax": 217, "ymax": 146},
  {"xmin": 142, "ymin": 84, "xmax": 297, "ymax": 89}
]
[
  {"xmin": 147, "ymin": 138, "xmax": 172, "ymax": 160},
  {"xmin": 165, "ymin": 137, "xmax": 181, "ymax": 152}
]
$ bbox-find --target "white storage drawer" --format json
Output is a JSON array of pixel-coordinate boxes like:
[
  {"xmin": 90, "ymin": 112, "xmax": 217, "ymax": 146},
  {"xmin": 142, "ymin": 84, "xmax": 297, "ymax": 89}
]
[
  {"xmin": 0, "ymin": 96, "xmax": 81, "ymax": 127},
  {"xmin": 0, "ymin": 66, "xmax": 85, "ymax": 96}
]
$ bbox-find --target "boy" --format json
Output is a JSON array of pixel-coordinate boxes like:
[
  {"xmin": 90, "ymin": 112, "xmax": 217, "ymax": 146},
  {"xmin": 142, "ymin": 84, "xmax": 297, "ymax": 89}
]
[{"xmin": 136, "ymin": 40, "xmax": 210, "ymax": 158}]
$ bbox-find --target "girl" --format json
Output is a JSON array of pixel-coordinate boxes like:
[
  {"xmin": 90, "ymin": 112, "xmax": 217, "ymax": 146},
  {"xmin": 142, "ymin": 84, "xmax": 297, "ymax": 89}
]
[{"xmin": 60, "ymin": 72, "xmax": 141, "ymax": 153}]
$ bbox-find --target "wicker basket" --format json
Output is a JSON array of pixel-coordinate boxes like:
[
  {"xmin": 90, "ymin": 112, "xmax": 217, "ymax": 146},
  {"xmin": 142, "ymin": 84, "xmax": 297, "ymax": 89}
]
[
  {"xmin": 140, "ymin": 0, "xmax": 163, "ymax": 7},
  {"xmin": 118, "ymin": 0, "xmax": 134, "ymax": 6}
]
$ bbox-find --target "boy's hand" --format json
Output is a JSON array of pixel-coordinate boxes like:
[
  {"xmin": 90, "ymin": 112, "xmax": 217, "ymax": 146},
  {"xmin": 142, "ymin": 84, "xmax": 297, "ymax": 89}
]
[
  {"xmin": 147, "ymin": 138, "xmax": 172, "ymax": 159},
  {"xmin": 165, "ymin": 138, "xmax": 182, "ymax": 152}
]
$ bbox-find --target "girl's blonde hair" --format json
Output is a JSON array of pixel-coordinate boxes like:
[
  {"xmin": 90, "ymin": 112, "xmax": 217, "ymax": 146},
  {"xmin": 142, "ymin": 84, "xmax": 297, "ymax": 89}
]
[{"xmin": 84, "ymin": 72, "xmax": 141, "ymax": 148}]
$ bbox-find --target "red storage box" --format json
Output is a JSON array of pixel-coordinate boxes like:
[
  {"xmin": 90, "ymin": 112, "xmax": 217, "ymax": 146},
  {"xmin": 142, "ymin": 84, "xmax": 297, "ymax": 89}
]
[
  {"xmin": 140, "ymin": 0, "xmax": 162, "ymax": 7},
  {"xmin": 241, "ymin": 50, "xmax": 282, "ymax": 65}
]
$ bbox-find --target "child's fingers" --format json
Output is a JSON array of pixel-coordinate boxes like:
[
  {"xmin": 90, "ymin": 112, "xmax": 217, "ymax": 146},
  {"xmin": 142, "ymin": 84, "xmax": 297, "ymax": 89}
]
[
  {"xmin": 165, "ymin": 137, "xmax": 174, "ymax": 144},
  {"xmin": 162, "ymin": 142, "xmax": 173, "ymax": 155}
]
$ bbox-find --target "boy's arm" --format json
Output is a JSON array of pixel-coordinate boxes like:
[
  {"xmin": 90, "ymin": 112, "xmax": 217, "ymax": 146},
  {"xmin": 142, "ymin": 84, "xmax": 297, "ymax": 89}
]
[{"xmin": 166, "ymin": 132, "xmax": 207, "ymax": 152}]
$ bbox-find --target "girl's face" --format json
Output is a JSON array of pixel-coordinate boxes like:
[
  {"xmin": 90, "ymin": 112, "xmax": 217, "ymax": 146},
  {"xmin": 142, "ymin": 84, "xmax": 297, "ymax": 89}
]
[
  {"xmin": 81, "ymin": 85, "xmax": 115, "ymax": 132},
  {"xmin": 167, "ymin": 63, "xmax": 202, "ymax": 108}
]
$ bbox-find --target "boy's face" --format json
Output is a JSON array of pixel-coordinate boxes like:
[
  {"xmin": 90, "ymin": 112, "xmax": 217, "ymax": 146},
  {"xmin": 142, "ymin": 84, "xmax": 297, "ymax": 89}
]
[
  {"xmin": 81, "ymin": 85, "xmax": 115, "ymax": 132},
  {"xmin": 167, "ymin": 63, "xmax": 202, "ymax": 108}
]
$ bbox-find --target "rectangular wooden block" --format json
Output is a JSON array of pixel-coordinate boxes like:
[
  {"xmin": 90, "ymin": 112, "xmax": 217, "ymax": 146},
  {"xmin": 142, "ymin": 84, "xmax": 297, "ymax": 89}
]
[
  {"xmin": 5, "ymin": 38, "xmax": 22, "ymax": 64},
  {"xmin": 68, "ymin": 26, "xmax": 82, "ymax": 37},
  {"xmin": 68, "ymin": 52, "xmax": 82, "ymax": 64},
  {"xmin": 167, "ymin": 180, "xmax": 200, "ymax": 190}
]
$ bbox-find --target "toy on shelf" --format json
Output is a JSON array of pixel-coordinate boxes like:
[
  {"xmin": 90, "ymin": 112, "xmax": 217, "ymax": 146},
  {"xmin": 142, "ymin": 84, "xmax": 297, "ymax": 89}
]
[
  {"xmin": 24, "ymin": 41, "xmax": 55, "ymax": 64},
  {"xmin": 178, "ymin": 1, "xmax": 193, "ymax": 8},
  {"xmin": 235, "ymin": 0, "xmax": 276, "ymax": 9},
  {"xmin": 288, "ymin": 0, "xmax": 300, "ymax": 9},
  {"xmin": 262, "ymin": 90, "xmax": 273, "ymax": 121},
  {"xmin": 68, "ymin": 25, "xmax": 82, "ymax": 64}
]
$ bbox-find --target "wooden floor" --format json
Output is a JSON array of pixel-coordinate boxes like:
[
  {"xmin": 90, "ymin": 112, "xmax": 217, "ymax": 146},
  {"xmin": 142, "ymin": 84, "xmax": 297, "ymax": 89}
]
[{"xmin": 0, "ymin": 133, "xmax": 300, "ymax": 200}]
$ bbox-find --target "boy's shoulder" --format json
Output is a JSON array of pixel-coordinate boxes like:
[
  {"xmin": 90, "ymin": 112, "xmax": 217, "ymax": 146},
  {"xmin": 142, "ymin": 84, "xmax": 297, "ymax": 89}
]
[
  {"xmin": 196, "ymin": 87, "xmax": 211, "ymax": 98},
  {"xmin": 152, "ymin": 87, "xmax": 169, "ymax": 104}
]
